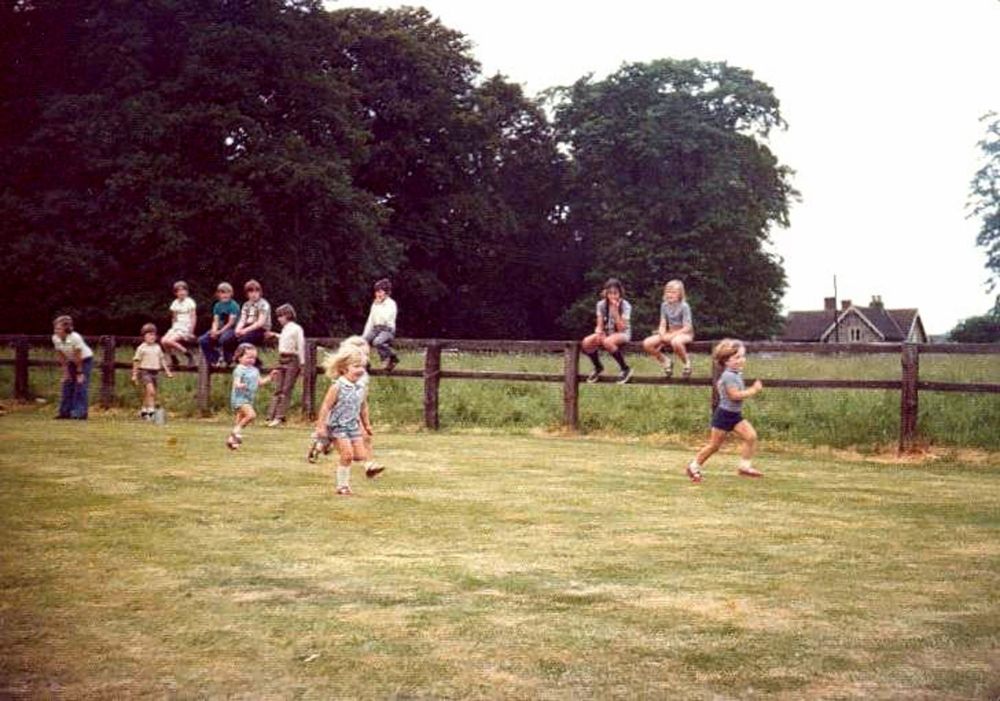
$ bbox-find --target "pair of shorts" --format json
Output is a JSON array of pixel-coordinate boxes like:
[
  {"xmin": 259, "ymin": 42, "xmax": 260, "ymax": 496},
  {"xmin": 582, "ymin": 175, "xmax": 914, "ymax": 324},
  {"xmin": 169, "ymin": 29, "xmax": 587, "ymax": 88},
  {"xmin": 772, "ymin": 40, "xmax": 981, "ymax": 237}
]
[
  {"xmin": 137, "ymin": 369, "xmax": 159, "ymax": 387},
  {"xmin": 166, "ymin": 328, "xmax": 195, "ymax": 341},
  {"xmin": 711, "ymin": 407, "xmax": 744, "ymax": 432},
  {"xmin": 327, "ymin": 421, "xmax": 363, "ymax": 441}
]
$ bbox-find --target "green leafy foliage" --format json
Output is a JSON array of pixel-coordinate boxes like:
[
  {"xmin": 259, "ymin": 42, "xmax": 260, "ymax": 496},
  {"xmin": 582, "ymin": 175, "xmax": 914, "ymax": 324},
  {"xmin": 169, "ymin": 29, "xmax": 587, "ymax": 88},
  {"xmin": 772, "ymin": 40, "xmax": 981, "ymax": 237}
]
[{"xmin": 969, "ymin": 111, "xmax": 1000, "ymax": 313}]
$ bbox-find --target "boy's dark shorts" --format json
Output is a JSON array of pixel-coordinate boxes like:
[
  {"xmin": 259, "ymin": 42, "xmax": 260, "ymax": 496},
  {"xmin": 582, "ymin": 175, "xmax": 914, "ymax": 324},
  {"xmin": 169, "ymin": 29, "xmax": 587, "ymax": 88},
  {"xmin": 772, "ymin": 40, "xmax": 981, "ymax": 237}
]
[
  {"xmin": 711, "ymin": 407, "xmax": 743, "ymax": 432},
  {"xmin": 138, "ymin": 369, "xmax": 159, "ymax": 388}
]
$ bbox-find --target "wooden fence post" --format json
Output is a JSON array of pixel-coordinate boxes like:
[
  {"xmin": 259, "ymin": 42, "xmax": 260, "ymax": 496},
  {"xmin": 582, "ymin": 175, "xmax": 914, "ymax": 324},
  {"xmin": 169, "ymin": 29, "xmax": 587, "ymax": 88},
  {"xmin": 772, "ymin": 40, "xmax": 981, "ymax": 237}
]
[
  {"xmin": 563, "ymin": 341, "xmax": 580, "ymax": 431},
  {"xmin": 196, "ymin": 350, "xmax": 211, "ymax": 417},
  {"xmin": 302, "ymin": 339, "xmax": 318, "ymax": 420},
  {"xmin": 899, "ymin": 342, "xmax": 919, "ymax": 453},
  {"xmin": 99, "ymin": 335, "xmax": 116, "ymax": 409},
  {"xmin": 424, "ymin": 341, "xmax": 442, "ymax": 430},
  {"xmin": 14, "ymin": 336, "xmax": 29, "ymax": 400}
]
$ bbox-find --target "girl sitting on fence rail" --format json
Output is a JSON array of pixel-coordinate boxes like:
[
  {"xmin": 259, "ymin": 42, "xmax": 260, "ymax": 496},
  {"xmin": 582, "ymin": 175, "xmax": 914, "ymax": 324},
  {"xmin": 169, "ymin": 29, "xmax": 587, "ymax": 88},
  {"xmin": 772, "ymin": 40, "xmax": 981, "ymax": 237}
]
[
  {"xmin": 685, "ymin": 339, "xmax": 763, "ymax": 483},
  {"xmin": 642, "ymin": 279, "xmax": 694, "ymax": 378},
  {"xmin": 581, "ymin": 278, "xmax": 633, "ymax": 384},
  {"xmin": 51, "ymin": 315, "xmax": 93, "ymax": 420}
]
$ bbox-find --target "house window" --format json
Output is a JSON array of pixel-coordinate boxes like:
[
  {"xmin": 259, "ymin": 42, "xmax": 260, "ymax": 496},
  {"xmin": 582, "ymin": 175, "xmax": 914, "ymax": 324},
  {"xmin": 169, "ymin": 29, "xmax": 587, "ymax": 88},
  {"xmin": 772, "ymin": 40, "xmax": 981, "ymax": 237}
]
[{"xmin": 850, "ymin": 328, "xmax": 862, "ymax": 342}]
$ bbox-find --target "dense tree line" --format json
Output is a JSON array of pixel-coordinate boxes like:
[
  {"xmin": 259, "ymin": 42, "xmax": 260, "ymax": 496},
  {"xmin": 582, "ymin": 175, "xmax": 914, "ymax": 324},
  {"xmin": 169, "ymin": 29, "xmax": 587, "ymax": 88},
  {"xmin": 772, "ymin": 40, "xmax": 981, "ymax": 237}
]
[{"xmin": 1, "ymin": 0, "xmax": 794, "ymax": 339}]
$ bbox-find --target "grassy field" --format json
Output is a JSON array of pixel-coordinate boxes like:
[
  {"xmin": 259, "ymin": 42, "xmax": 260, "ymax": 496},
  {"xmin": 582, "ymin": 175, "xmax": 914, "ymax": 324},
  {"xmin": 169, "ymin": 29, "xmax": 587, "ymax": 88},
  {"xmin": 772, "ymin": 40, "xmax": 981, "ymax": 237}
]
[
  {"xmin": 1, "ymin": 414, "xmax": 998, "ymax": 698},
  {"xmin": 3, "ymin": 346, "xmax": 998, "ymax": 451}
]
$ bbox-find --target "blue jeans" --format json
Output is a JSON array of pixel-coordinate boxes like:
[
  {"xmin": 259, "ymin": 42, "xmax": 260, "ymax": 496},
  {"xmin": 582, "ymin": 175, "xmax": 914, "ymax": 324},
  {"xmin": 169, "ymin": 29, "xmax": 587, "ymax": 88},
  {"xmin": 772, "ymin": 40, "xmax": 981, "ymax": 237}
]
[
  {"xmin": 223, "ymin": 328, "xmax": 266, "ymax": 366},
  {"xmin": 200, "ymin": 328, "xmax": 237, "ymax": 365},
  {"xmin": 59, "ymin": 357, "xmax": 93, "ymax": 419},
  {"xmin": 363, "ymin": 326, "xmax": 397, "ymax": 362}
]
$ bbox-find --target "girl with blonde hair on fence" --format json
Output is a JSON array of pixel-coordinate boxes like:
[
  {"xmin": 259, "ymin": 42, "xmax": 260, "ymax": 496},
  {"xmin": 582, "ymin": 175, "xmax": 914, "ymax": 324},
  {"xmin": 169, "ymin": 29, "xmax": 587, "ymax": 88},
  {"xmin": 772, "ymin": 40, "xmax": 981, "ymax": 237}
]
[
  {"xmin": 642, "ymin": 279, "xmax": 694, "ymax": 378},
  {"xmin": 685, "ymin": 339, "xmax": 763, "ymax": 483}
]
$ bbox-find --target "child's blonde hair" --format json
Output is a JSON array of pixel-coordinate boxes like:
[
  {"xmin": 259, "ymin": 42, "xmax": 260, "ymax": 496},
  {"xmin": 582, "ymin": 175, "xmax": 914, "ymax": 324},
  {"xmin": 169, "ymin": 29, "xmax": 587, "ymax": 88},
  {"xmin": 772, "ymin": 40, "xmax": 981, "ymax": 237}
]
[
  {"xmin": 712, "ymin": 339, "xmax": 745, "ymax": 367},
  {"xmin": 323, "ymin": 346, "xmax": 365, "ymax": 379},
  {"xmin": 664, "ymin": 279, "xmax": 685, "ymax": 301}
]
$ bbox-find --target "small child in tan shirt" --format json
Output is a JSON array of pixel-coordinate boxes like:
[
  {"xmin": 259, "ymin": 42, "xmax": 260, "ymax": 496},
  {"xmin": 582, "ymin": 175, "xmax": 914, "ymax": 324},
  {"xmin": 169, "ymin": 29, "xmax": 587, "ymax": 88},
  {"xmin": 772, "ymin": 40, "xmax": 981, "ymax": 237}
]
[{"xmin": 132, "ymin": 323, "xmax": 173, "ymax": 420}]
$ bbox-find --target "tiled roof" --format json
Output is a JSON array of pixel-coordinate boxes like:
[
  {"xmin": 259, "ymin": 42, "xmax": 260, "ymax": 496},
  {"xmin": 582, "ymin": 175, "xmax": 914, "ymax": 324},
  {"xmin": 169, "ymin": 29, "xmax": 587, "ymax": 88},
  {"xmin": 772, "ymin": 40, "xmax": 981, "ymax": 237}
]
[
  {"xmin": 780, "ymin": 306, "xmax": 920, "ymax": 341},
  {"xmin": 780, "ymin": 311, "xmax": 835, "ymax": 341}
]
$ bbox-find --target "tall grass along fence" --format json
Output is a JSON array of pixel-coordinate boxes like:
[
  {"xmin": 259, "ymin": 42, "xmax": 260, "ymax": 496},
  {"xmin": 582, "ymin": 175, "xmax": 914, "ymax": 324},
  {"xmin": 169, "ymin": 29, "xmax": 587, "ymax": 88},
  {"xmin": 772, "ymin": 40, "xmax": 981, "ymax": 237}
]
[{"xmin": 3, "ymin": 334, "xmax": 999, "ymax": 452}]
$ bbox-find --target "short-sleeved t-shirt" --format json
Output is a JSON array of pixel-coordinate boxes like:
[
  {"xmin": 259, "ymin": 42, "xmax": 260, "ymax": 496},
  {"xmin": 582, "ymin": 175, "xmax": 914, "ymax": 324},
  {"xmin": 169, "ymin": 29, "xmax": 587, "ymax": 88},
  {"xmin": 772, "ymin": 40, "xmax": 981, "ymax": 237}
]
[
  {"xmin": 52, "ymin": 332, "xmax": 94, "ymax": 361},
  {"xmin": 596, "ymin": 299, "xmax": 632, "ymax": 336},
  {"xmin": 212, "ymin": 298, "xmax": 240, "ymax": 326},
  {"xmin": 231, "ymin": 364, "xmax": 260, "ymax": 409},
  {"xmin": 133, "ymin": 342, "xmax": 168, "ymax": 371},
  {"xmin": 170, "ymin": 297, "xmax": 197, "ymax": 334},
  {"xmin": 239, "ymin": 298, "xmax": 272, "ymax": 332},
  {"xmin": 661, "ymin": 301, "xmax": 693, "ymax": 330},
  {"xmin": 717, "ymin": 368, "xmax": 745, "ymax": 412}
]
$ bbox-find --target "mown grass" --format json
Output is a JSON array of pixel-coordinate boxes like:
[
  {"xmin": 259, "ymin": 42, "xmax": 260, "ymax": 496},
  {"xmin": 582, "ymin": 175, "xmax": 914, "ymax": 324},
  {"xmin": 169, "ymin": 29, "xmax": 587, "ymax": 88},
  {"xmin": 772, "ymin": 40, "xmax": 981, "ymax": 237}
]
[
  {"xmin": 0, "ymin": 414, "xmax": 998, "ymax": 698},
  {"xmin": 2, "ymin": 346, "xmax": 998, "ymax": 451}
]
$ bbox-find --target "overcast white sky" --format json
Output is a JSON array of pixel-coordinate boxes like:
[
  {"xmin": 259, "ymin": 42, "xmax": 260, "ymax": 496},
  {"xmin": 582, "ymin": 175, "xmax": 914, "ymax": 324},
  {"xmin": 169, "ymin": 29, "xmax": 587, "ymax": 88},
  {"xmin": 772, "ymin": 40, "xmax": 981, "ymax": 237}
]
[{"xmin": 331, "ymin": 0, "xmax": 999, "ymax": 334}]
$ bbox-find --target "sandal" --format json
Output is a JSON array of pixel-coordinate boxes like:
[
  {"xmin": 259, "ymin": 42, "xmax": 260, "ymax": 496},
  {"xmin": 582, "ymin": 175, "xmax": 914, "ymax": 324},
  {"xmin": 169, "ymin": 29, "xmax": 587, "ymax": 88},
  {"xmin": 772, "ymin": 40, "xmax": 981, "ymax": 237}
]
[
  {"xmin": 336, "ymin": 485, "xmax": 354, "ymax": 496},
  {"xmin": 685, "ymin": 464, "xmax": 703, "ymax": 483},
  {"xmin": 738, "ymin": 466, "xmax": 763, "ymax": 478},
  {"xmin": 225, "ymin": 433, "xmax": 240, "ymax": 451}
]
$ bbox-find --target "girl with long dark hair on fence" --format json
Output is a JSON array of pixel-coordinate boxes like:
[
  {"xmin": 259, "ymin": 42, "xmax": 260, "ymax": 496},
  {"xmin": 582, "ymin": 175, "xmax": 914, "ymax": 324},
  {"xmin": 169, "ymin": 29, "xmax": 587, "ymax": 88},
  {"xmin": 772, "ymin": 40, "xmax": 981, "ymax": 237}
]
[{"xmin": 581, "ymin": 278, "xmax": 633, "ymax": 384}]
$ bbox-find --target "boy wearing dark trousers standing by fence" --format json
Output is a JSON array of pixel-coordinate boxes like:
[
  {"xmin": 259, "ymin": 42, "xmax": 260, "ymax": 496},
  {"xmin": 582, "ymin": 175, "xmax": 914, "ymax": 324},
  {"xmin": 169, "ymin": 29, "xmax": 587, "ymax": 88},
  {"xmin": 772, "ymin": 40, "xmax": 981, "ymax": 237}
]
[{"xmin": 264, "ymin": 304, "xmax": 304, "ymax": 427}]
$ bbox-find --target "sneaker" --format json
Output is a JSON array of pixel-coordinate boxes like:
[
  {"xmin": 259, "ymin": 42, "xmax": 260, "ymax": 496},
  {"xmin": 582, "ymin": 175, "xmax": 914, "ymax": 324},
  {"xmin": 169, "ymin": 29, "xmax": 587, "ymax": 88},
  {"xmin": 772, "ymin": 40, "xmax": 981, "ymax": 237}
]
[
  {"xmin": 616, "ymin": 367, "xmax": 633, "ymax": 384},
  {"xmin": 307, "ymin": 440, "xmax": 323, "ymax": 464},
  {"xmin": 686, "ymin": 464, "xmax": 703, "ymax": 483},
  {"xmin": 336, "ymin": 485, "xmax": 354, "ymax": 496},
  {"xmin": 365, "ymin": 463, "xmax": 386, "ymax": 479},
  {"xmin": 385, "ymin": 356, "xmax": 399, "ymax": 372},
  {"xmin": 226, "ymin": 433, "xmax": 240, "ymax": 451},
  {"xmin": 681, "ymin": 363, "xmax": 692, "ymax": 379},
  {"xmin": 661, "ymin": 360, "xmax": 673, "ymax": 378},
  {"xmin": 266, "ymin": 419, "xmax": 283, "ymax": 428},
  {"xmin": 585, "ymin": 369, "xmax": 603, "ymax": 383}
]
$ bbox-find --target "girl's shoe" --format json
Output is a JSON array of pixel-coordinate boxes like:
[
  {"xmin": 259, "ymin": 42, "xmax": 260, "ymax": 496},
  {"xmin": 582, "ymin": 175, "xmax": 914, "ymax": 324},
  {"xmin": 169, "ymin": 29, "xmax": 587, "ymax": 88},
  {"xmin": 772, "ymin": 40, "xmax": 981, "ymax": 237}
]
[
  {"xmin": 738, "ymin": 466, "xmax": 763, "ymax": 478},
  {"xmin": 616, "ymin": 367, "xmax": 633, "ymax": 384},
  {"xmin": 585, "ymin": 370, "xmax": 602, "ymax": 383},
  {"xmin": 685, "ymin": 464, "xmax": 703, "ymax": 483},
  {"xmin": 266, "ymin": 419, "xmax": 283, "ymax": 428},
  {"xmin": 661, "ymin": 359, "xmax": 673, "ymax": 378},
  {"xmin": 307, "ymin": 440, "xmax": 323, "ymax": 463},
  {"xmin": 336, "ymin": 485, "xmax": 353, "ymax": 496},
  {"xmin": 226, "ymin": 433, "xmax": 240, "ymax": 451},
  {"xmin": 681, "ymin": 363, "xmax": 692, "ymax": 379}
]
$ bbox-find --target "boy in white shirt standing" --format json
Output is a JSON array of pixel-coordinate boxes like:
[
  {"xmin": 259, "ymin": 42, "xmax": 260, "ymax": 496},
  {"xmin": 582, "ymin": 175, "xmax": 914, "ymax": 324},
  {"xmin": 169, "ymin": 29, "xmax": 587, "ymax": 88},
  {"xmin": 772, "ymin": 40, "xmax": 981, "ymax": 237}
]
[
  {"xmin": 361, "ymin": 278, "xmax": 399, "ymax": 372},
  {"xmin": 265, "ymin": 304, "xmax": 305, "ymax": 427}
]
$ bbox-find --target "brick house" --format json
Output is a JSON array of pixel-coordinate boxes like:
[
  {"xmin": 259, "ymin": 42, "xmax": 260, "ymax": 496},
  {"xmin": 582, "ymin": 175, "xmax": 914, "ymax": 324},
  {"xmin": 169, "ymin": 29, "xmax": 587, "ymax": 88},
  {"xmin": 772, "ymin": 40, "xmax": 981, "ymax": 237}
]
[{"xmin": 781, "ymin": 296, "xmax": 928, "ymax": 343}]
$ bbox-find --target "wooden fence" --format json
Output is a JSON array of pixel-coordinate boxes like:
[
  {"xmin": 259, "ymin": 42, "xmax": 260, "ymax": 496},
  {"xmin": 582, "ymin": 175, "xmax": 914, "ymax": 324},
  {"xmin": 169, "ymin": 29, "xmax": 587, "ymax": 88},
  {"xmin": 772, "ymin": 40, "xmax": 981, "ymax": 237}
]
[{"xmin": 2, "ymin": 334, "xmax": 999, "ymax": 452}]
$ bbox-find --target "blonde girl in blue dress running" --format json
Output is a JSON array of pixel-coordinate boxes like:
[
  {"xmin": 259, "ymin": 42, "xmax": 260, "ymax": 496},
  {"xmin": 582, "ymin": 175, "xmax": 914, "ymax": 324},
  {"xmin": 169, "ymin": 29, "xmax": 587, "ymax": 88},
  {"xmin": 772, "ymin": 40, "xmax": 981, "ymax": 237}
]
[{"xmin": 310, "ymin": 345, "xmax": 372, "ymax": 495}]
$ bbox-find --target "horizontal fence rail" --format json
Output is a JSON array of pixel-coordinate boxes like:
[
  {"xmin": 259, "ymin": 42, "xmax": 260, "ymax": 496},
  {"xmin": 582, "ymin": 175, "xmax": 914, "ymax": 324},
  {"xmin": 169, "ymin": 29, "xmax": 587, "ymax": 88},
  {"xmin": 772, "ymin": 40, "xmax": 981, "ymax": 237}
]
[{"xmin": 2, "ymin": 334, "xmax": 999, "ymax": 452}]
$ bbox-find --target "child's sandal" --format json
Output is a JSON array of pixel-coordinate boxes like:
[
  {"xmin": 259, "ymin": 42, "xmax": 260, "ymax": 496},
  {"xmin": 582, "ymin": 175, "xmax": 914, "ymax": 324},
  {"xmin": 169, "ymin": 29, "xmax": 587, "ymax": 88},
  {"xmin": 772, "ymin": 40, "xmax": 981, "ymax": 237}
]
[
  {"xmin": 336, "ymin": 485, "xmax": 353, "ymax": 496},
  {"xmin": 685, "ymin": 464, "xmax": 703, "ymax": 483},
  {"xmin": 738, "ymin": 466, "xmax": 763, "ymax": 478},
  {"xmin": 226, "ymin": 434, "xmax": 240, "ymax": 451}
]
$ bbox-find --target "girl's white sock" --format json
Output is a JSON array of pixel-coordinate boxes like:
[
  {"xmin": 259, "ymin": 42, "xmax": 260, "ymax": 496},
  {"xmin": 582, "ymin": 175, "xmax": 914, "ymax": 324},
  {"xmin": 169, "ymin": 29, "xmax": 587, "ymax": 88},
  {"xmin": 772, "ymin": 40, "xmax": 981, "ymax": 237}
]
[
  {"xmin": 336, "ymin": 465, "xmax": 350, "ymax": 489},
  {"xmin": 738, "ymin": 458, "xmax": 752, "ymax": 470},
  {"xmin": 689, "ymin": 459, "xmax": 701, "ymax": 470}
]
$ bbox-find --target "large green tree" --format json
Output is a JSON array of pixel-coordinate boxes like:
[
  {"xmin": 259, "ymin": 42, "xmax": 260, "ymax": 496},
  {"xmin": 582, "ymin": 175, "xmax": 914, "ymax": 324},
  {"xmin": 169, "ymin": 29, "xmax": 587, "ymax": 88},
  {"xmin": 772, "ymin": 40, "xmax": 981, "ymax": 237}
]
[
  {"xmin": 969, "ymin": 111, "xmax": 1000, "ymax": 313},
  {"xmin": 549, "ymin": 59, "xmax": 796, "ymax": 338}
]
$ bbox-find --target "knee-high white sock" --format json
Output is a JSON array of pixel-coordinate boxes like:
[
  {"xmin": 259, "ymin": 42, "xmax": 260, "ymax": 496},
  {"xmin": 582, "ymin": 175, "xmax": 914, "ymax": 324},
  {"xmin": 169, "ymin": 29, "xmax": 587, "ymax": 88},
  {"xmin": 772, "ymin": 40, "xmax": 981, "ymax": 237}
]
[{"xmin": 336, "ymin": 465, "xmax": 350, "ymax": 489}]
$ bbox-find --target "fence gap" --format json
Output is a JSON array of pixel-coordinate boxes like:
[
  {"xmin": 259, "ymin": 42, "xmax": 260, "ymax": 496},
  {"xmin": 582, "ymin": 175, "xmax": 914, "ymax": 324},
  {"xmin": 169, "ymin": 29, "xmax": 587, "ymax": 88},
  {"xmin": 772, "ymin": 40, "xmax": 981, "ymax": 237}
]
[
  {"xmin": 99, "ymin": 335, "xmax": 116, "ymax": 409},
  {"xmin": 14, "ymin": 336, "xmax": 29, "ymax": 400},
  {"xmin": 424, "ymin": 341, "xmax": 442, "ymax": 430}
]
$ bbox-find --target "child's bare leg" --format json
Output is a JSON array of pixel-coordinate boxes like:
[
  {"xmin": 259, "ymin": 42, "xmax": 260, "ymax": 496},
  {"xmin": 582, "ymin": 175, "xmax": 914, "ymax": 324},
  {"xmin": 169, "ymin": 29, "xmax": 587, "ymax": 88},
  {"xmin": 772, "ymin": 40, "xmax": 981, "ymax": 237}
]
[
  {"xmin": 144, "ymin": 381, "xmax": 156, "ymax": 411},
  {"xmin": 642, "ymin": 333, "xmax": 665, "ymax": 362},
  {"xmin": 671, "ymin": 333, "xmax": 693, "ymax": 369},
  {"xmin": 732, "ymin": 421, "xmax": 762, "ymax": 476},
  {"xmin": 235, "ymin": 405, "xmax": 255, "ymax": 432},
  {"xmin": 335, "ymin": 438, "xmax": 354, "ymax": 493},
  {"xmin": 694, "ymin": 428, "xmax": 727, "ymax": 467},
  {"xmin": 161, "ymin": 332, "xmax": 183, "ymax": 354}
]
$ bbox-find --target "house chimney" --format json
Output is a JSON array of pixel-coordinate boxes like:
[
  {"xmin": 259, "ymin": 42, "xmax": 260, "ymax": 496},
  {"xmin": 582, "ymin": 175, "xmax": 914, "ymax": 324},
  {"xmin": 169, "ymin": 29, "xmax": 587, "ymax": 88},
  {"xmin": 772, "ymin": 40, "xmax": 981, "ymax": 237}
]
[
  {"xmin": 870, "ymin": 295, "xmax": 883, "ymax": 309},
  {"xmin": 824, "ymin": 297, "xmax": 836, "ymax": 311},
  {"xmin": 841, "ymin": 299, "xmax": 851, "ymax": 310}
]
